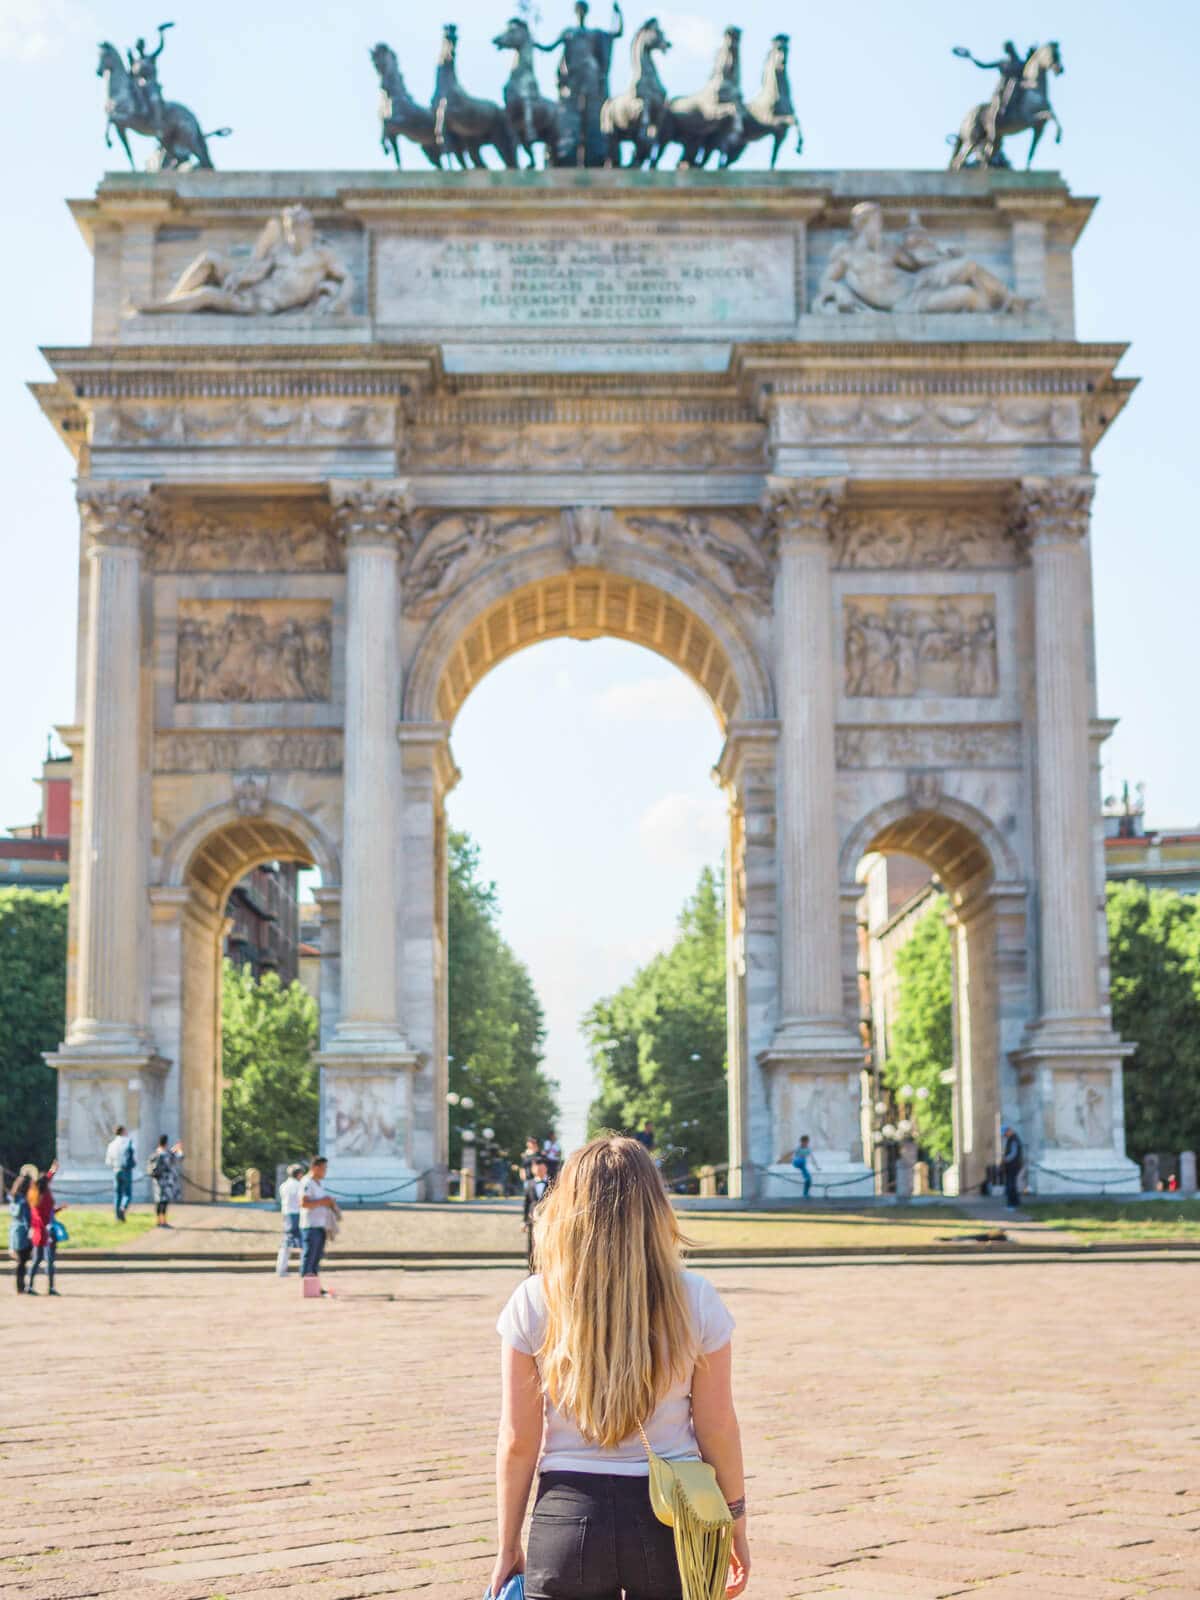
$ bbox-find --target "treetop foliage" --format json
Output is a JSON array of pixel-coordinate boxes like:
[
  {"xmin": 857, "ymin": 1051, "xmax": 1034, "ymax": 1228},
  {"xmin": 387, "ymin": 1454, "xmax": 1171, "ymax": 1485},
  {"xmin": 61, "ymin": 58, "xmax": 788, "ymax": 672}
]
[{"xmin": 0, "ymin": 888, "xmax": 67, "ymax": 1178}]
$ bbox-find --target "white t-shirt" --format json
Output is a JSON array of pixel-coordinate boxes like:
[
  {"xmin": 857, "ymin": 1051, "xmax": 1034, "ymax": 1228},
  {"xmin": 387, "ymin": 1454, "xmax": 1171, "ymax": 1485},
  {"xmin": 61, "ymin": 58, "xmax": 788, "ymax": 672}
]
[
  {"xmin": 299, "ymin": 1174, "xmax": 331, "ymax": 1229},
  {"xmin": 496, "ymin": 1269, "xmax": 735, "ymax": 1476},
  {"xmin": 279, "ymin": 1176, "xmax": 302, "ymax": 1215},
  {"xmin": 105, "ymin": 1135, "xmax": 133, "ymax": 1172}
]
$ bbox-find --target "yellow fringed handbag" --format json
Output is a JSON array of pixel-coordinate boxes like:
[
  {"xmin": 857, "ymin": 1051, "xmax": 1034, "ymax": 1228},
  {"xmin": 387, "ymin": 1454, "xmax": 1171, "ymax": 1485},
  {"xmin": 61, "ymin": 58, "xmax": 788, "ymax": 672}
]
[{"xmin": 638, "ymin": 1424, "xmax": 733, "ymax": 1600}]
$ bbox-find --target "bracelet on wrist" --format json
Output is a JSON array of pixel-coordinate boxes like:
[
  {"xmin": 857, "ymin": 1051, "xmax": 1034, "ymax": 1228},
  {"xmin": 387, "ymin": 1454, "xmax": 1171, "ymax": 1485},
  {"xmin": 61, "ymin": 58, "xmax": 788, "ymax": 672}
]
[{"xmin": 726, "ymin": 1495, "xmax": 746, "ymax": 1519}]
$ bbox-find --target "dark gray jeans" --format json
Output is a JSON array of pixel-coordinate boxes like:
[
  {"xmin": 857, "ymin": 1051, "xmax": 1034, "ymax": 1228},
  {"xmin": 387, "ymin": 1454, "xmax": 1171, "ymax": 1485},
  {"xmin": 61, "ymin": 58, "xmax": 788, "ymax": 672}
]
[{"xmin": 524, "ymin": 1471, "xmax": 682, "ymax": 1600}]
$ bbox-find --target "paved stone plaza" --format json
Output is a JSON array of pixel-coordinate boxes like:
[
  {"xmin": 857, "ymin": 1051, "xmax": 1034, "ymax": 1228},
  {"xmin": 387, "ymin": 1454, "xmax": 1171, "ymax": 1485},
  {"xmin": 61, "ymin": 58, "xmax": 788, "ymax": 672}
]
[{"xmin": 4, "ymin": 1259, "xmax": 1196, "ymax": 1599}]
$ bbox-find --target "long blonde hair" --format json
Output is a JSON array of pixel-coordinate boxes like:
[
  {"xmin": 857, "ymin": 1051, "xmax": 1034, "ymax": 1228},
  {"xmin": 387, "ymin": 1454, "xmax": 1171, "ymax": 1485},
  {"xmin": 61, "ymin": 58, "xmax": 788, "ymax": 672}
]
[{"xmin": 534, "ymin": 1134, "xmax": 698, "ymax": 1449}]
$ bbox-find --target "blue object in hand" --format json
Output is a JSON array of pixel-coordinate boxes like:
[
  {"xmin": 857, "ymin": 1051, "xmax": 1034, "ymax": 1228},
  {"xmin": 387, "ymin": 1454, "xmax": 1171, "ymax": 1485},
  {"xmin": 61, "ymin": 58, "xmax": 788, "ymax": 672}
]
[{"xmin": 484, "ymin": 1578, "xmax": 525, "ymax": 1600}]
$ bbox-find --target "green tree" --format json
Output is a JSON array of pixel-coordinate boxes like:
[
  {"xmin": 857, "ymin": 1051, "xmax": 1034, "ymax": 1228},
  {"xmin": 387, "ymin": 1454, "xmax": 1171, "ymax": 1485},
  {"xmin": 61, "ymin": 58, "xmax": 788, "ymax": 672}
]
[
  {"xmin": 1107, "ymin": 880, "xmax": 1200, "ymax": 1159},
  {"xmin": 584, "ymin": 867, "xmax": 728, "ymax": 1168},
  {"xmin": 0, "ymin": 888, "xmax": 67, "ymax": 1176},
  {"xmin": 221, "ymin": 960, "xmax": 319, "ymax": 1177},
  {"xmin": 884, "ymin": 897, "xmax": 955, "ymax": 1162},
  {"xmin": 448, "ymin": 831, "xmax": 557, "ymax": 1169}
]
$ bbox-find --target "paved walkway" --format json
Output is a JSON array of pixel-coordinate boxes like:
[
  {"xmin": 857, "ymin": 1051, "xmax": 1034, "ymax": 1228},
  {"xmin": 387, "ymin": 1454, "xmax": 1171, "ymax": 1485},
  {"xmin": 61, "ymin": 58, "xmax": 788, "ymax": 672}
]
[{"xmin": 3, "ymin": 1259, "xmax": 1197, "ymax": 1598}]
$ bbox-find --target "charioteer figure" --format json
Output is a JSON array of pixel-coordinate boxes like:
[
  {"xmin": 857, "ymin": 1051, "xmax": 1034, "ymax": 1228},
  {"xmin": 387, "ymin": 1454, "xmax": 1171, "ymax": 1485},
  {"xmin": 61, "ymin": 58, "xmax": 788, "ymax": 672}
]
[
  {"xmin": 536, "ymin": 0, "xmax": 624, "ymax": 166},
  {"xmin": 949, "ymin": 38, "xmax": 1064, "ymax": 171},
  {"xmin": 97, "ymin": 20, "xmax": 229, "ymax": 169},
  {"xmin": 127, "ymin": 21, "xmax": 173, "ymax": 130}
]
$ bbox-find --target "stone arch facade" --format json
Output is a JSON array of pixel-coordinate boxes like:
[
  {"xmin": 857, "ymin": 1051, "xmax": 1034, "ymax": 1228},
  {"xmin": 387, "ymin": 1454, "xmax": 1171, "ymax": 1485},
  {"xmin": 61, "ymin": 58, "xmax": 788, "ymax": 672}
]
[{"xmin": 40, "ymin": 168, "xmax": 1140, "ymax": 1199}]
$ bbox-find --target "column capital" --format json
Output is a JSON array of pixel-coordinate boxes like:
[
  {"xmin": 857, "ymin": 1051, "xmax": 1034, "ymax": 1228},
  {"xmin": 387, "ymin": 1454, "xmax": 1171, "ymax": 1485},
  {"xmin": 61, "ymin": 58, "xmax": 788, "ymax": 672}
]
[
  {"xmin": 329, "ymin": 478, "xmax": 413, "ymax": 554},
  {"xmin": 1014, "ymin": 475, "xmax": 1095, "ymax": 552},
  {"xmin": 761, "ymin": 475, "xmax": 847, "ymax": 558},
  {"xmin": 77, "ymin": 479, "xmax": 155, "ymax": 555}
]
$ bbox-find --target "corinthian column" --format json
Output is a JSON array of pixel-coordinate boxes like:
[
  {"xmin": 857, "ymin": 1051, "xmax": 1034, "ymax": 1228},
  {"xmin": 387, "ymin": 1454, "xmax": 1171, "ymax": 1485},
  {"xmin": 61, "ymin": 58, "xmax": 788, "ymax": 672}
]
[
  {"xmin": 67, "ymin": 482, "xmax": 154, "ymax": 1052},
  {"xmin": 759, "ymin": 477, "xmax": 869, "ymax": 1196},
  {"xmin": 46, "ymin": 482, "xmax": 164, "ymax": 1195},
  {"xmin": 327, "ymin": 479, "xmax": 412, "ymax": 1047},
  {"xmin": 1013, "ymin": 474, "xmax": 1139, "ymax": 1197},
  {"xmin": 319, "ymin": 481, "xmax": 420, "ymax": 1199},
  {"xmin": 1021, "ymin": 476, "xmax": 1104, "ymax": 1029}
]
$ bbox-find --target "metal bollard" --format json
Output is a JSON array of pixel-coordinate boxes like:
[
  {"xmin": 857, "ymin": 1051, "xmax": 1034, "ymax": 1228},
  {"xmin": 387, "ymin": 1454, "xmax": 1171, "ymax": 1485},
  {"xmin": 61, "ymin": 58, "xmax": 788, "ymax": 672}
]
[{"xmin": 460, "ymin": 1167, "xmax": 476, "ymax": 1202}]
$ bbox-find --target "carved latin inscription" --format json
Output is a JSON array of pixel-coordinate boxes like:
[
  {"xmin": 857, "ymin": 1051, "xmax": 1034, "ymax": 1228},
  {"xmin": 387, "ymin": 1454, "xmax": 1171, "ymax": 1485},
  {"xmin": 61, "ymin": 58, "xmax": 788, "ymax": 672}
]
[
  {"xmin": 835, "ymin": 724, "xmax": 1021, "ymax": 768},
  {"xmin": 844, "ymin": 596, "xmax": 998, "ymax": 698},
  {"xmin": 176, "ymin": 601, "xmax": 332, "ymax": 703},
  {"xmin": 154, "ymin": 731, "xmax": 343, "ymax": 772}
]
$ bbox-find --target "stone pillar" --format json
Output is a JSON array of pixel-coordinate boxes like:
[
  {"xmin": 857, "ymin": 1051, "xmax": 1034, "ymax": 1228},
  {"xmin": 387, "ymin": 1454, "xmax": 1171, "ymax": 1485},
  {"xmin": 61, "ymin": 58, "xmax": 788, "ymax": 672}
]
[
  {"xmin": 1014, "ymin": 477, "xmax": 1138, "ymax": 1195},
  {"xmin": 46, "ymin": 483, "xmax": 164, "ymax": 1197},
  {"xmin": 758, "ymin": 479, "xmax": 870, "ymax": 1198},
  {"xmin": 316, "ymin": 481, "xmax": 420, "ymax": 1201}
]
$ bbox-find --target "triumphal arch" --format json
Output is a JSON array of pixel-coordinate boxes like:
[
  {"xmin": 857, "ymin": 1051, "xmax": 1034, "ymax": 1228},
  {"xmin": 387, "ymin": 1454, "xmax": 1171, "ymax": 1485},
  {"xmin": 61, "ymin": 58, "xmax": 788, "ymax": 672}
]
[{"xmin": 35, "ymin": 167, "xmax": 1139, "ymax": 1199}]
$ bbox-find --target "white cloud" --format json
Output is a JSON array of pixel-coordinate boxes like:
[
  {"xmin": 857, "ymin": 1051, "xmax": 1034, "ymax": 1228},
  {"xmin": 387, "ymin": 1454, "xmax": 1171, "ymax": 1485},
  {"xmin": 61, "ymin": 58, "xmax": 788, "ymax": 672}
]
[
  {"xmin": 0, "ymin": 0, "xmax": 93, "ymax": 62},
  {"xmin": 593, "ymin": 673, "xmax": 708, "ymax": 723},
  {"xmin": 657, "ymin": 10, "xmax": 721, "ymax": 65},
  {"xmin": 638, "ymin": 790, "xmax": 725, "ymax": 865}
]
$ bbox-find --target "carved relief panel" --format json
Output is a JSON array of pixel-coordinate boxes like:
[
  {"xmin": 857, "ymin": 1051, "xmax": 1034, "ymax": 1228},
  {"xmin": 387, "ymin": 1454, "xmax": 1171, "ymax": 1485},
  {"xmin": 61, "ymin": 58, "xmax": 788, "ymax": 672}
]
[
  {"xmin": 1049, "ymin": 1070, "xmax": 1113, "ymax": 1150},
  {"xmin": 843, "ymin": 595, "xmax": 998, "ymax": 698},
  {"xmin": 833, "ymin": 508, "xmax": 1016, "ymax": 570},
  {"xmin": 151, "ymin": 496, "xmax": 341, "ymax": 573},
  {"xmin": 176, "ymin": 600, "xmax": 332, "ymax": 703}
]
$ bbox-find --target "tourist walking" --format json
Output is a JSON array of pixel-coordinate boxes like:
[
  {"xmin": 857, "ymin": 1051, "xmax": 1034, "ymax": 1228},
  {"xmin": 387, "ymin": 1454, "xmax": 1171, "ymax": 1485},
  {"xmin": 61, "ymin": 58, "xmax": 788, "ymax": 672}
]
[
  {"xmin": 28, "ymin": 1162, "xmax": 66, "ymax": 1296},
  {"xmin": 1002, "ymin": 1124, "xmax": 1024, "ymax": 1210},
  {"xmin": 522, "ymin": 1154, "xmax": 553, "ymax": 1271},
  {"xmin": 105, "ymin": 1123, "xmax": 136, "ymax": 1221},
  {"xmin": 543, "ymin": 1136, "xmax": 562, "ymax": 1178},
  {"xmin": 148, "ymin": 1136, "xmax": 184, "ymax": 1226},
  {"xmin": 276, "ymin": 1163, "xmax": 305, "ymax": 1275},
  {"xmin": 8, "ymin": 1171, "xmax": 33, "ymax": 1294},
  {"xmin": 519, "ymin": 1137, "xmax": 543, "ymax": 1182},
  {"xmin": 792, "ymin": 1134, "xmax": 818, "ymax": 1198},
  {"xmin": 299, "ymin": 1156, "xmax": 340, "ymax": 1280},
  {"xmin": 489, "ymin": 1134, "xmax": 750, "ymax": 1599}
]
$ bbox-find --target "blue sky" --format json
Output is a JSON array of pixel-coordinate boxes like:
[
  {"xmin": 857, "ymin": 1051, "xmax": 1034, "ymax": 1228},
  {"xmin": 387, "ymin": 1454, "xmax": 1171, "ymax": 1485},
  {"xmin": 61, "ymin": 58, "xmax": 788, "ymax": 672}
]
[{"xmin": 1, "ymin": 1, "xmax": 1196, "ymax": 1143}]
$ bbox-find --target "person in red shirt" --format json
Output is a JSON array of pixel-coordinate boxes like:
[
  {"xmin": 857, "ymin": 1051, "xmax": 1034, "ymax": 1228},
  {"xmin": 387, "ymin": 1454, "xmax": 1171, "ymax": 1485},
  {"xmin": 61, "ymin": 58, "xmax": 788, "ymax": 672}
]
[{"xmin": 28, "ymin": 1161, "xmax": 67, "ymax": 1297}]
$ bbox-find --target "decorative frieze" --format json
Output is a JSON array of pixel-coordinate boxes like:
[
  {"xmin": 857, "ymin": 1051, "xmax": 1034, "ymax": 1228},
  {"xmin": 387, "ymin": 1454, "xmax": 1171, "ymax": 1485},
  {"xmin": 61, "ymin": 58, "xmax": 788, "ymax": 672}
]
[
  {"xmin": 175, "ymin": 601, "xmax": 332, "ymax": 703},
  {"xmin": 843, "ymin": 595, "xmax": 998, "ymax": 698},
  {"xmin": 402, "ymin": 422, "xmax": 766, "ymax": 473},
  {"xmin": 93, "ymin": 399, "xmax": 394, "ymax": 449},
  {"xmin": 833, "ymin": 507, "xmax": 1016, "ymax": 570},
  {"xmin": 149, "ymin": 496, "xmax": 341, "ymax": 573},
  {"xmin": 154, "ymin": 730, "xmax": 343, "ymax": 773},
  {"xmin": 834, "ymin": 724, "xmax": 1021, "ymax": 769},
  {"xmin": 774, "ymin": 394, "xmax": 1079, "ymax": 447}
]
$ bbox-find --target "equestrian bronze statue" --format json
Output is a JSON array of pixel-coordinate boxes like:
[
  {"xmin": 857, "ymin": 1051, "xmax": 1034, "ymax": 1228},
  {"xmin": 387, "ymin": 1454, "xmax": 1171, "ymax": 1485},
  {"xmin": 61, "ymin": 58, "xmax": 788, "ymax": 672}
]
[
  {"xmin": 600, "ymin": 16, "xmax": 671, "ymax": 168},
  {"xmin": 493, "ymin": 18, "xmax": 565, "ymax": 168},
  {"xmin": 433, "ymin": 22, "xmax": 519, "ymax": 169},
  {"xmin": 97, "ymin": 21, "xmax": 229, "ymax": 169},
  {"xmin": 371, "ymin": 43, "xmax": 441, "ymax": 168},
  {"xmin": 949, "ymin": 40, "xmax": 1063, "ymax": 169}
]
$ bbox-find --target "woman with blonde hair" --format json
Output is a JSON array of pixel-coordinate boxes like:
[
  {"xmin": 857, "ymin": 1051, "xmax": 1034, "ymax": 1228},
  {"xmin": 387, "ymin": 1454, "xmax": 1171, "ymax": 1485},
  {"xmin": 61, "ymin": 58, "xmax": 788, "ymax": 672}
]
[{"xmin": 489, "ymin": 1135, "xmax": 750, "ymax": 1599}]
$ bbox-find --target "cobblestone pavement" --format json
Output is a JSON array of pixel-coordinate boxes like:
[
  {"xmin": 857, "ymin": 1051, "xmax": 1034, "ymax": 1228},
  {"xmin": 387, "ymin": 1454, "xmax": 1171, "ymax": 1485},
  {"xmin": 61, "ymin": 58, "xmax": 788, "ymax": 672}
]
[{"xmin": 3, "ymin": 1259, "xmax": 1196, "ymax": 1599}]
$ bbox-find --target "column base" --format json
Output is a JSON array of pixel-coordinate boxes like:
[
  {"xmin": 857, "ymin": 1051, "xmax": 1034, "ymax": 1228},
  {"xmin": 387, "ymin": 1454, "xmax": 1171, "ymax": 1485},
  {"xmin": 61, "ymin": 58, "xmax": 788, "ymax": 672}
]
[
  {"xmin": 1013, "ymin": 1026, "xmax": 1139, "ymax": 1197},
  {"xmin": 43, "ymin": 1045, "xmax": 168, "ymax": 1200},
  {"xmin": 315, "ymin": 1044, "xmax": 424, "ymax": 1202}
]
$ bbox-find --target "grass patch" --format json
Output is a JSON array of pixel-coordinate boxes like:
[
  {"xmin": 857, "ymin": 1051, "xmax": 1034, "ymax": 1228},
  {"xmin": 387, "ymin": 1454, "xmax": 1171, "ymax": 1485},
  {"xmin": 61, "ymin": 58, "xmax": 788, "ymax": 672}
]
[
  {"xmin": 1025, "ymin": 1199, "xmax": 1200, "ymax": 1241},
  {"xmin": 678, "ymin": 1207, "xmax": 975, "ymax": 1251},
  {"xmin": 56, "ymin": 1208, "xmax": 159, "ymax": 1249}
]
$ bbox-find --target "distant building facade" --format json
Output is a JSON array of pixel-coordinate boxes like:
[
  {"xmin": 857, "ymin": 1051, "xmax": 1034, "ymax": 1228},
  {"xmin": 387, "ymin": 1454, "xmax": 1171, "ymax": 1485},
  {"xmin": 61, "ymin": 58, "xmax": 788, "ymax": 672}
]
[
  {"xmin": 0, "ymin": 752, "xmax": 72, "ymax": 891},
  {"xmin": 1103, "ymin": 788, "xmax": 1200, "ymax": 897}
]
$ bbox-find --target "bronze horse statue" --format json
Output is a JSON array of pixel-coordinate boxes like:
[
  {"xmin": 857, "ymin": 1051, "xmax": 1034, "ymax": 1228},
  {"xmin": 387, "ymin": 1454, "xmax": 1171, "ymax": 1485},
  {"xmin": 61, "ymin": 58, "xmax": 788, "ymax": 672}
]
[
  {"xmin": 601, "ymin": 16, "xmax": 671, "ymax": 168},
  {"xmin": 721, "ymin": 33, "xmax": 800, "ymax": 169},
  {"xmin": 492, "ymin": 17, "xmax": 564, "ymax": 168},
  {"xmin": 651, "ymin": 25, "xmax": 743, "ymax": 168},
  {"xmin": 97, "ymin": 39, "xmax": 227, "ymax": 169},
  {"xmin": 950, "ymin": 40, "xmax": 1064, "ymax": 169},
  {"xmin": 371, "ymin": 43, "xmax": 441, "ymax": 168},
  {"xmin": 433, "ymin": 23, "xmax": 519, "ymax": 169}
]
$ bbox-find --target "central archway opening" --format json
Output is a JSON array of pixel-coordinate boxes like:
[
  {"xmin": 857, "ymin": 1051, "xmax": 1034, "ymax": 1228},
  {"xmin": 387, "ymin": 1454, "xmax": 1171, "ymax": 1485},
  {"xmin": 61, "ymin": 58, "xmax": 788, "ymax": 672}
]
[{"xmin": 437, "ymin": 568, "xmax": 739, "ymax": 1191}]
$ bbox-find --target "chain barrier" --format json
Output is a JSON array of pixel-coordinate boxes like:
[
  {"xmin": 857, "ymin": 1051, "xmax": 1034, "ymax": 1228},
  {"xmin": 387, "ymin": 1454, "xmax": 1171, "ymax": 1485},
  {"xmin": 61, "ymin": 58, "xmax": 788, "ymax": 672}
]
[{"xmin": 1028, "ymin": 1160, "xmax": 1141, "ymax": 1197}]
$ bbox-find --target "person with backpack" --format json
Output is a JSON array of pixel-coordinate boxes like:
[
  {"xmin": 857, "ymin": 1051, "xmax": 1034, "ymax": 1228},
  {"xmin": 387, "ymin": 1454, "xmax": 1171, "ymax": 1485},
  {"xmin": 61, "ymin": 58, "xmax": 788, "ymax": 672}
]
[
  {"xmin": 8, "ymin": 1171, "xmax": 33, "ymax": 1293},
  {"xmin": 148, "ymin": 1136, "xmax": 184, "ymax": 1227},
  {"xmin": 105, "ymin": 1123, "xmax": 137, "ymax": 1221},
  {"xmin": 28, "ymin": 1162, "xmax": 66, "ymax": 1296}
]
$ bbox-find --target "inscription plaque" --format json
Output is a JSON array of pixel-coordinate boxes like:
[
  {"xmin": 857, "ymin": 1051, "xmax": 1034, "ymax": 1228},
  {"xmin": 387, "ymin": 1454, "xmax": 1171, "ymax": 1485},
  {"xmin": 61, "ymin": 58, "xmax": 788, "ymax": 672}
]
[{"xmin": 376, "ymin": 233, "xmax": 795, "ymax": 331}]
